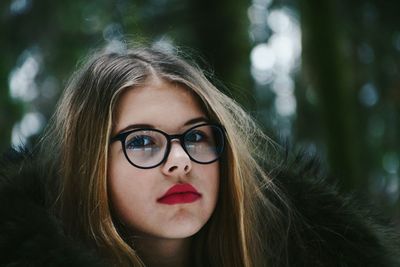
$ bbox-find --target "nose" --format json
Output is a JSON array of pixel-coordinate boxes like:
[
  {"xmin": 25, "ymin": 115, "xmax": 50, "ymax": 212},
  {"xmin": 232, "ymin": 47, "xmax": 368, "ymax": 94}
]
[{"xmin": 161, "ymin": 140, "xmax": 192, "ymax": 176}]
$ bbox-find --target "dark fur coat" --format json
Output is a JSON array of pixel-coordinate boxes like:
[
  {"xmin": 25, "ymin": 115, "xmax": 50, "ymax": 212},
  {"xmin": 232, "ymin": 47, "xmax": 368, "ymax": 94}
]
[{"xmin": 0, "ymin": 149, "xmax": 399, "ymax": 266}]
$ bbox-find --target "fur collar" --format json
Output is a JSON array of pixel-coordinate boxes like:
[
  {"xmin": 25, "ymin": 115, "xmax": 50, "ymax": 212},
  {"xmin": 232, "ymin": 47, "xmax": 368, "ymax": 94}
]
[
  {"xmin": 0, "ymin": 149, "xmax": 108, "ymax": 266},
  {"xmin": 263, "ymin": 151, "xmax": 399, "ymax": 266},
  {"xmin": 0, "ymin": 149, "xmax": 398, "ymax": 266}
]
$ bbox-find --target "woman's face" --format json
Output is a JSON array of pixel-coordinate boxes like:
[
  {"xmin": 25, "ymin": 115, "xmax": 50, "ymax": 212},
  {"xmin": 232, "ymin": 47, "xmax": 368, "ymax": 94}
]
[{"xmin": 108, "ymin": 78, "xmax": 220, "ymax": 240}]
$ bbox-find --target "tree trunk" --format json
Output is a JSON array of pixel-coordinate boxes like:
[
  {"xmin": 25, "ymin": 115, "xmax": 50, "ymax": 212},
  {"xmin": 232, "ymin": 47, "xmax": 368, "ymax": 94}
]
[{"xmin": 300, "ymin": 0, "xmax": 363, "ymax": 192}]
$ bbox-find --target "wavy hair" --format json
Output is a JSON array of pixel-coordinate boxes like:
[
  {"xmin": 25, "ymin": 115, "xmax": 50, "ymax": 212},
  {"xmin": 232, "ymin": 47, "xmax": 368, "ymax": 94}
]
[{"xmin": 40, "ymin": 45, "xmax": 289, "ymax": 266}]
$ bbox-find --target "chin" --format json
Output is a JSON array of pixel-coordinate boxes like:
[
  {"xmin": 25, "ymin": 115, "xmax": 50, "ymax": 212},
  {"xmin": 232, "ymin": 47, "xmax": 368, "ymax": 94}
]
[{"xmin": 159, "ymin": 221, "xmax": 204, "ymax": 239}]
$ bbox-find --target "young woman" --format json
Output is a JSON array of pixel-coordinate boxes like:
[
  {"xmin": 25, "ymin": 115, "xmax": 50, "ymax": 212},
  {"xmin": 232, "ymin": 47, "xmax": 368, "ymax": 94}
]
[{"xmin": 0, "ymin": 45, "xmax": 398, "ymax": 267}]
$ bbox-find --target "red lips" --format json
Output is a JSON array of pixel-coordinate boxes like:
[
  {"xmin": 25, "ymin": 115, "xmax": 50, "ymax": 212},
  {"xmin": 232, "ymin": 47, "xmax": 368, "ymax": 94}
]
[{"xmin": 157, "ymin": 183, "xmax": 202, "ymax": 205}]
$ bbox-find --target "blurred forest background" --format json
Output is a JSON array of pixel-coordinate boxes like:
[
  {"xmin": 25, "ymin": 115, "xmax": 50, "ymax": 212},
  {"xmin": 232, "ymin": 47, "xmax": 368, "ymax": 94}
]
[{"xmin": 0, "ymin": 0, "xmax": 399, "ymax": 223}]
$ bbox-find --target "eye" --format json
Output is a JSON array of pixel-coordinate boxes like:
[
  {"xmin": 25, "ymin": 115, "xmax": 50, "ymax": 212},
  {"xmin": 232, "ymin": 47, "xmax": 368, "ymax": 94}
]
[
  {"xmin": 126, "ymin": 135, "xmax": 155, "ymax": 150},
  {"xmin": 185, "ymin": 130, "xmax": 207, "ymax": 143}
]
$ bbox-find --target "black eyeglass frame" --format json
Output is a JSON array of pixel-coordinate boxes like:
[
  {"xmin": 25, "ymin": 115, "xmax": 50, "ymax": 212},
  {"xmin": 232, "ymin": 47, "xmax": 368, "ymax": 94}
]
[{"xmin": 110, "ymin": 123, "xmax": 226, "ymax": 169}]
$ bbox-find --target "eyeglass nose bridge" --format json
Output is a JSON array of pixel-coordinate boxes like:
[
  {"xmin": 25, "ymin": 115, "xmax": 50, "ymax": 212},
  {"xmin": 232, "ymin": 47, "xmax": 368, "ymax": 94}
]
[
  {"xmin": 167, "ymin": 133, "xmax": 186, "ymax": 143},
  {"xmin": 163, "ymin": 133, "xmax": 190, "ymax": 160}
]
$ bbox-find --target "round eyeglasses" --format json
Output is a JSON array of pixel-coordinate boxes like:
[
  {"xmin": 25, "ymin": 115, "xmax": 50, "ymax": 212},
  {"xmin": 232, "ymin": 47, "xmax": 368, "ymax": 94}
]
[{"xmin": 110, "ymin": 123, "xmax": 225, "ymax": 169}]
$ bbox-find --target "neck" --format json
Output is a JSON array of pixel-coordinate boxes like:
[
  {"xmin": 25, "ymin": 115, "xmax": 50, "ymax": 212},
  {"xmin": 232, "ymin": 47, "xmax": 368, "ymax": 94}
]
[{"xmin": 133, "ymin": 237, "xmax": 192, "ymax": 267}]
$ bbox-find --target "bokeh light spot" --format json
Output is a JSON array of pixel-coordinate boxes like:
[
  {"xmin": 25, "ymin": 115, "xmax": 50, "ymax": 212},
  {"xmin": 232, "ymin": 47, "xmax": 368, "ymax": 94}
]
[
  {"xmin": 359, "ymin": 82, "xmax": 378, "ymax": 107},
  {"xmin": 11, "ymin": 112, "xmax": 45, "ymax": 148},
  {"xmin": 357, "ymin": 43, "xmax": 375, "ymax": 64},
  {"xmin": 382, "ymin": 152, "xmax": 399, "ymax": 174},
  {"xmin": 275, "ymin": 94, "xmax": 296, "ymax": 117},
  {"xmin": 251, "ymin": 43, "xmax": 275, "ymax": 71},
  {"xmin": 267, "ymin": 9, "xmax": 291, "ymax": 33},
  {"xmin": 10, "ymin": 0, "xmax": 32, "ymax": 15},
  {"xmin": 9, "ymin": 49, "xmax": 41, "ymax": 102}
]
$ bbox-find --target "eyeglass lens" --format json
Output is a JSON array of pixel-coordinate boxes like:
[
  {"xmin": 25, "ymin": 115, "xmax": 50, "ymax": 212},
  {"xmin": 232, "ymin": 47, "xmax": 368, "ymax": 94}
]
[{"xmin": 123, "ymin": 124, "xmax": 224, "ymax": 168}]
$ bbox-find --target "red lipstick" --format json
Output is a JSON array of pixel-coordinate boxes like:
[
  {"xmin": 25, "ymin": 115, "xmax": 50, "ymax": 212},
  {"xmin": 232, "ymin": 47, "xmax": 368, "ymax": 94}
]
[{"xmin": 157, "ymin": 183, "xmax": 201, "ymax": 205}]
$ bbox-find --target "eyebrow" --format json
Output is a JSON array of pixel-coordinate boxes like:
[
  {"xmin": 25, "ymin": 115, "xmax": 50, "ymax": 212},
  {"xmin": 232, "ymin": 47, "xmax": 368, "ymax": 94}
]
[{"xmin": 115, "ymin": 116, "xmax": 209, "ymax": 135}]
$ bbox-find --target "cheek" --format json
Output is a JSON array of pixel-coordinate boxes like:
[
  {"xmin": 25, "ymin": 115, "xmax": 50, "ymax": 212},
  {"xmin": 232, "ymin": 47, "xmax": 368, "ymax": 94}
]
[
  {"xmin": 107, "ymin": 157, "xmax": 155, "ymax": 227},
  {"xmin": 197, "ymin": 162, "xmax": 220, "ymax": 214},
  {"xmin": 210, "ymin": 162, "xmax": 221, "ymax": 215},
  {"xmin": 209, "ymin": 162, "xmax": 220, "ymax": 199}
]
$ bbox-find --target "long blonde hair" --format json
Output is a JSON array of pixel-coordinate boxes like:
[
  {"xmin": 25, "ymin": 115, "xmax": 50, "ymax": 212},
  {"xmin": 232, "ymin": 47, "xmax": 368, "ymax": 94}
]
[{"xmin": 40, "ymin": 45, "xmax": 289, "ymax": 266}]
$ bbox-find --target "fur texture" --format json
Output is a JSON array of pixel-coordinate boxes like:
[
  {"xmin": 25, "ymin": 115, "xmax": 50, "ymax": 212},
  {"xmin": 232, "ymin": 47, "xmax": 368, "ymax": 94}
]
[
  {"xmin": 0, "ymin": 149, "xmax": 398, "ymax": 266},
  {"xmin": 0, "ymin": 150, "xmax": 108, "ymax": 266},
  {"xmin": 263, "ymin": 151, "xmax": 400, "ymax": 267}
]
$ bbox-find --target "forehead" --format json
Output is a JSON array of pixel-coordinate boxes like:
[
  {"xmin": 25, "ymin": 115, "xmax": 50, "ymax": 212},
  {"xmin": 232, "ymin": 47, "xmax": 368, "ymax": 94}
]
[{"xmin": 113, "ymin": 78, "xmax": 207, "ymax": 133}]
